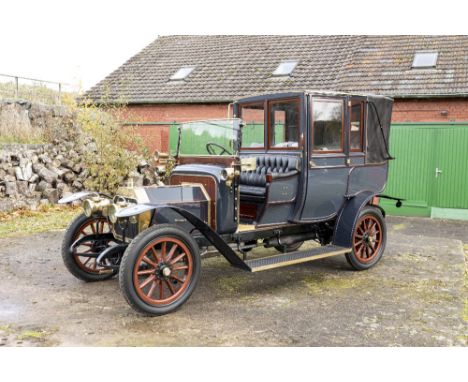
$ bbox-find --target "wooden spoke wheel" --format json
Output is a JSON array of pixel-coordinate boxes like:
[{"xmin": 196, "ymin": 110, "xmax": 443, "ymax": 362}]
[
  {"xmin": 346, "ymin": 206, "xmax": 386, "ymax": 270},
  {"xmin": 133, "ymin": 237, "xmax": 193, "ymax": 306},
  {"xmin": 61, "ymin": 214, "xmax": 118, "ymax": 282},
  {"xmin": 352, "ymin": 215, "xmax": 382, "ymax": 263},
  {"xmin": 119, "ymin": 224, "xmax": 200, "ymax": 316},
  {"xmin": 73, "ymin": 217, "xmax": 112, "ymax": 274}
]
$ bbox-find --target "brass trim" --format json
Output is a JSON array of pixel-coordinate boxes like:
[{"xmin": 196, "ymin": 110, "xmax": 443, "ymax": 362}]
[
  {"xmin": 181, "ymin": 182, "xmax": 211, "ymax": 227},
  {"xmin": 171, "ymin": 173, "xmax": 218, "ymax": 230}
]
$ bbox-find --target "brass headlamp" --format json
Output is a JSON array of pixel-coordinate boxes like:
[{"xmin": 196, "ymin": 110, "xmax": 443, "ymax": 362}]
[{"xmin": 83, "ymin": 196, "xmax": 112, "ymax": 217}]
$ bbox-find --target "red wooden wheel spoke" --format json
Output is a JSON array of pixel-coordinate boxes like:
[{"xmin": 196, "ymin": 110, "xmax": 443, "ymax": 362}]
[
  {"xmin": 165, "ymin": 280, "xmax": 176, "ymax": 294},
  {"xmin": 83, "ymin": 257, "xmax": 92, "ymax": 266},
  {"xmin": 170, "ymin": 274, "xmax": 186, "ymax": 283},
  {"xmin": 170, "ymin": 252, "xmax": 186, "ymax": 265},
  {"xmin": 139, "ymin": 275, "xmax": 156, "ymax": 289},
  {"xmin": 161, "ymin": 242, "xmax": 167, "ymax": 261},
  {"xmin": 147, "ymin": 281, "xmax": 157, "ymax": 298},
  {"xmin": 137, "ymin": 269, "xmax": 155, "ymax": 276},
  {"xmin": 172, "ymin": 265, "xmax": 189, "ymax": 271},
  {"xmin": 159, "ymin": 280, "xmax": 164, "ymax": 300},
  {"xmin": 151, "ymin": 247, "xmax": 160, "ymax": 263},
  {"xmin": 166, "ymin": 244, "xmax": 178, "ymax": 262},
  {"xmin": 142, "ymin": 256, "xmax": 158, "ymax": 268}
]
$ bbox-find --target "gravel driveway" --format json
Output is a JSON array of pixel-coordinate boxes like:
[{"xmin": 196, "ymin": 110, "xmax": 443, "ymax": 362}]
[{"xmin": 0, "ymin": 216, "xmax": 466, "ymax": 346}]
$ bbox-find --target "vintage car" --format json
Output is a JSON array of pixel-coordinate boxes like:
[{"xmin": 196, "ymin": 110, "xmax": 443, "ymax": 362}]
[{"xmin": 59, "ymin": 90, "xmax": 397, "ymax": 316}]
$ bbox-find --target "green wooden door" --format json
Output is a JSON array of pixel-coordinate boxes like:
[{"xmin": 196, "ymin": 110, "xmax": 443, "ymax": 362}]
[
  {"xmin": 433, "ymin": 126, "xmax": 468, "ymax": 209},
  {"xmin": 382, "ymin": 123, "xmax": 468, "ymax": 218}
]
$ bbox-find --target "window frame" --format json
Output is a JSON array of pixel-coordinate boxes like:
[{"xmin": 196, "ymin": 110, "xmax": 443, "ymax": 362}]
[
  {"xmin": 272, "ymin": 60, "xmax": 299, "ymax": 76},
  {"xmin": 239, "ymin": 101, "xmax": 266, "ymax": 150},
  {"xmin": 170, "ymin": 66, "xmax": 196, "ymax": 81},
  {"xmin": 267, "ymin": 98, "xmax": 302, "ymax": 151},
  {"xmin": 412, "ymin": 51, "xmax": 438, "ymax": 69},
  {"xmin": 349, "ymin": 100, "xmax": 365, "ymax": 153},
  {"xmin": 311, "ymin": 97, "xmax": 345, "ymax": 155}
]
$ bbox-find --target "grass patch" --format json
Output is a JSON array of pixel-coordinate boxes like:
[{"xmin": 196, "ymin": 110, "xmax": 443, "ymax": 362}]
[
  {"xmin": 0, "ymin": 204, "xmax": 81, "ymax": 238},
  {"xmin": 217, "ymin": 274, "xmax": 250, "ymax": 294},
  {"xmin": 303, "ymin": 273, "xmax": 365, "ymax": 293},
  {"xmin": 391, "ymin": 223, "xmax": 406, "ymax": 232},
  {"xmin": 17, "ymin": 330, "xmax": 47, "ymax": 341}
]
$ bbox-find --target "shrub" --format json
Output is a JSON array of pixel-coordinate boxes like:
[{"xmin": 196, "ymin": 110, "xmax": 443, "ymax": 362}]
[{"xmin": 73, "ymin": 98, "xmax": 149, "ymax": 194}]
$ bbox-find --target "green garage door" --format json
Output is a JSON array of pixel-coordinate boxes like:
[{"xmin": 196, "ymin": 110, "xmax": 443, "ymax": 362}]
[{"xmin": 381, "ymin": 123, "xmax": 468, "ymax": 219}]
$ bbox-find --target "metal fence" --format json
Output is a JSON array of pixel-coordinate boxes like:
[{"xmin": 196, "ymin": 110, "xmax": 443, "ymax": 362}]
[{"xmin": 0, "ymin": 73, "xmax": 79, "ymax": 105}]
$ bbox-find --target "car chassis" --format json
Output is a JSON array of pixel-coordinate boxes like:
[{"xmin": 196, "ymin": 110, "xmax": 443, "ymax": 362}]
[{"xmin": 59, "ymin": 91, "xmax": 398, "ymax": 315}]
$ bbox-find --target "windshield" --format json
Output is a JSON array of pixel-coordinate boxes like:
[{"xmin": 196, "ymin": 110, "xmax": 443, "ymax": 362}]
[{"xmin": 172, "ymin": 118, "xmax": 241, "ymax": 156}]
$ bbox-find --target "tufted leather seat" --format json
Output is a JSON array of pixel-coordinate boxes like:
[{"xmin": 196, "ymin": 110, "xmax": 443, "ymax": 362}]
[{"xmin": 239, "ymin": 156, "xmax": 301, "ymax": 201}]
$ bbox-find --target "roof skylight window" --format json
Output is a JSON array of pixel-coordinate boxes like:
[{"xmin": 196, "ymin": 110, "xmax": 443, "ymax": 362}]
[
  {"xmin": 412, "ymin": 52, "xmax": 438, "ymax": 68},
  {"xmin": 272, "ymin": 60, "xmax": 298, "ymax": 76},
  {"xmin": 170, "ymin": 66, "xmax": 195, "ymax": 80}
]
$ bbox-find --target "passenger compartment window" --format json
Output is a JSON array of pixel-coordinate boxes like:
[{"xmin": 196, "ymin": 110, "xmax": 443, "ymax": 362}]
[
  {"xmin": 350, "ymin": 101, "xmax": 364, "ymax": 151},
  {"xmin": 312, "ymin": 99, "xmax": 343, "ymax": 152},
  {"xmin": 269, "ymin": 99, "xmax": 300, "ymax": 149},
  {"xmin": 240, "ymin": 103, "xmax": 265, "ymax": 149}
]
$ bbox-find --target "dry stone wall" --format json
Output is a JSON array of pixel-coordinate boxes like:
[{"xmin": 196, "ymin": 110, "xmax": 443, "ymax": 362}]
[{"xmin": 0, "ymin": 100, "xmax": 157, "ymax": 212}]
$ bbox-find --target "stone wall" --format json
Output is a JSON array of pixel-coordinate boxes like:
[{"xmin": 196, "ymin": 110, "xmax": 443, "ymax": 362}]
[{"xmin": 0, "ymin": 100, "xmax": 157, "ymax": 212}]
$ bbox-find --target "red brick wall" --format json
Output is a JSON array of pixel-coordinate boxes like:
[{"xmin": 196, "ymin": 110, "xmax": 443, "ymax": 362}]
[
  {"xmin": 125, "ymin": 98, "xmax": 468, "ymax": 152},
  {"xmin": 392, "ymin": 98, "xmax": 468, "ymax": 123},
  {"xmin": 124, "ymin": 103, "xmax": 231, "ymax": 152}
]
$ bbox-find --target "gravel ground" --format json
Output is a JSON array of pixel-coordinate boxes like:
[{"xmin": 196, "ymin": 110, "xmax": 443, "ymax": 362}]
[{"xmin": 0, "ymin": 216, "xmax": 466, "ymax": 346}]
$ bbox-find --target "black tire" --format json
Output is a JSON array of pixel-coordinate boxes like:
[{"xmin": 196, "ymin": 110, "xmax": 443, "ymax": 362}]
[
  {"xmin": 119, "ymin": 224, "xmax": 201, "ymax": 316},
  {"xmin": 274, "ymin": 241, "xmax": 304, "ymax": 253},
  {"xmin": 345, "ymin": 206, "xmax": 387, "ymax": 270},
  {"xmin": 61, "ymin": 213, "xmax": 117, "ymax": 282}
]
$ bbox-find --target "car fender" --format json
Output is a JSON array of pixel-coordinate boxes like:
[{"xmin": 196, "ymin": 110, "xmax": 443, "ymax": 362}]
[
  {"xmin": 58, "ymin": 191, "xmax": 99, "ymax": 204},
  {"xmin": 116, "ymin": 203, "xmax": 249, "ymax": 270},
  {"xmin": 332, "ymin": 191, "xmax": 378, "ymax": 248}
]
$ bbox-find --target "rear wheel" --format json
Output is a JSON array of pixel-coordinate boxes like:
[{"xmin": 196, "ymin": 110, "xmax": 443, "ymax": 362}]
[
  {"xmin": 119, "ymin": 224, "xmax": 201, "ymax": 316},
  {"xmin": 346, "ymin": 206, "xmax": 386, "ymax": 270}
]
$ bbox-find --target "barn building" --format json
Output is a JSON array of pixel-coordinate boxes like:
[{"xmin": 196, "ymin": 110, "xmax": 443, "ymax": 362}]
[{"xmin": 86, "ymin": 35, "xmax": 468, "ymax": 219}]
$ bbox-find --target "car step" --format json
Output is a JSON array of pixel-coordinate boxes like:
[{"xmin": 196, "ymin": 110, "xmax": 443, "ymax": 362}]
[{"xmin": 245, "ymin": 245, "xmax": 351, "ymax": 272}]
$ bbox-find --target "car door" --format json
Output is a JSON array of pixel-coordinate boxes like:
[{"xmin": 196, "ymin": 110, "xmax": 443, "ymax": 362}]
[{"xmin": 300, "ymin": 96, "xmax": 349, "ymax": 220}]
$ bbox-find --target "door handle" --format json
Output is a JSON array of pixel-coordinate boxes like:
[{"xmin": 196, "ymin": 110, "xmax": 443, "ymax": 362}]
[{"xmin": 435, "ymin": 167, "xmax": 443, "ymax": 177}]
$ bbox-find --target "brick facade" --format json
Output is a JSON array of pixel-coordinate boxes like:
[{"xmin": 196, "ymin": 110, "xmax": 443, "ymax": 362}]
[
  {"xmin": 125, "ymin": 104, "xmax": 231, "ymax": 153},
  {"xmin": 126, "ymin": 98, "xmax": 468, "ymax": 152},
  {"xmin": 392, "ymin": 98, "xmax": 468, "ymax": 123}
]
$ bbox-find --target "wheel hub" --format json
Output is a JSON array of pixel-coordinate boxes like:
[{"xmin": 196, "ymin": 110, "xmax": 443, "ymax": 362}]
[{"xmin": 156, "ymin": 263, "xmax": 172, "ymax": 278}]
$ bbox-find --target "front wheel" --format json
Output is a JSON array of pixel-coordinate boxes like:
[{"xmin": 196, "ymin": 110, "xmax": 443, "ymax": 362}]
[
  {"xmin": 119, "ymin": 224, "xmax": 201, "ymax": 316},
  {"xmin": 345, "ymin": 206, "xmax": 386, "ymax": 270},
  {"xmin": 61, "ymin": 213, "xmax": 118, "ymax": 282}
]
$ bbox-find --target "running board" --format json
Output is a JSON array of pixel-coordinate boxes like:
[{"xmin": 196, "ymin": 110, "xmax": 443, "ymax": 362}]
[{"xmin": 245, "ymin": 245, "xmax": 351, "ymax": 272}]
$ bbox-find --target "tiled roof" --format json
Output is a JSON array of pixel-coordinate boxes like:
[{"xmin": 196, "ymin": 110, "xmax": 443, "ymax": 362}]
[{"xmin": 85, "ymin": 35, "xmax": 468, "ymax": 104}]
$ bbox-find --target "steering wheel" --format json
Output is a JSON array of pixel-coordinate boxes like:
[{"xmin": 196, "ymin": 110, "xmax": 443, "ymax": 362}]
[{"xmin": 206, "ymin": 142, "xmax": 232, "ymax": 156}]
